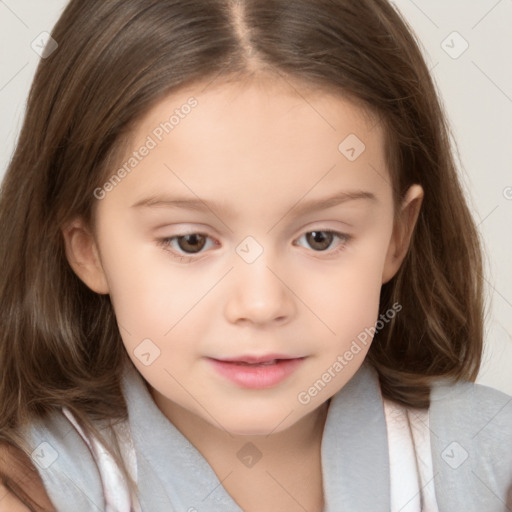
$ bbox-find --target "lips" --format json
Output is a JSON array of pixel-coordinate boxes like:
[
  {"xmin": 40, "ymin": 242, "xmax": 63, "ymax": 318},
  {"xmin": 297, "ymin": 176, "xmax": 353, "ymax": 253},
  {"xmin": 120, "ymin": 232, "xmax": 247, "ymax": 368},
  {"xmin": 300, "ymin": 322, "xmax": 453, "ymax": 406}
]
[{"xmin": 207, "ymin": 355, "xmax": 305, "ymax": 389}]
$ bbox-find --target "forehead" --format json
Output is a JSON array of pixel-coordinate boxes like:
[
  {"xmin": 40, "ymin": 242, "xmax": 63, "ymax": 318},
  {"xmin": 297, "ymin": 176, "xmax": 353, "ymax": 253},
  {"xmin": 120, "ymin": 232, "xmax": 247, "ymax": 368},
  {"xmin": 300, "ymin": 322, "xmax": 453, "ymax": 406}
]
[{"xmin": 108, "ymin": 78, "xmax": 391, "ymax": 211}]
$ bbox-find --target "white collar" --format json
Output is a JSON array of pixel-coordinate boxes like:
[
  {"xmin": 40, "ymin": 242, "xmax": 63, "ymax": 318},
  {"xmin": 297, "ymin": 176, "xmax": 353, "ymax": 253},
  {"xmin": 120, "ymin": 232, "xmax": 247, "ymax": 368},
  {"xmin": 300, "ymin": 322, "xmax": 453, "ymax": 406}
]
[{"xmin": 383, "ymin": 397, "xmax": 439, "ymax": 511}]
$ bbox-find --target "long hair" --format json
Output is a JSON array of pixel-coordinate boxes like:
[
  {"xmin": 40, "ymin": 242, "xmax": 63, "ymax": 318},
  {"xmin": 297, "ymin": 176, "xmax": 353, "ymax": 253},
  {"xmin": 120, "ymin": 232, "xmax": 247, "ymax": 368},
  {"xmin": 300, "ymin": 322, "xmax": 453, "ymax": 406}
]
[{"xmin": 0, "ymin": 0, "xmax": 483, "ymax": 503}]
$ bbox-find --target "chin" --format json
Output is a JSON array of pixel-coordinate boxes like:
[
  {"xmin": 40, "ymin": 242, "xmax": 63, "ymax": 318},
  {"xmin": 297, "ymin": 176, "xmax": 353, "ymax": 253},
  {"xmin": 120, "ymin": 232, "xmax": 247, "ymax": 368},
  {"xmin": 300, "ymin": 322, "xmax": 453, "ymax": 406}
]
[
  {"xmin": 219, "ymin": 410, "xmax": 298, "ymax": 437},
  {"xmin": 226, "ymin": 424, "xmax": 281, "ymax": 436}
]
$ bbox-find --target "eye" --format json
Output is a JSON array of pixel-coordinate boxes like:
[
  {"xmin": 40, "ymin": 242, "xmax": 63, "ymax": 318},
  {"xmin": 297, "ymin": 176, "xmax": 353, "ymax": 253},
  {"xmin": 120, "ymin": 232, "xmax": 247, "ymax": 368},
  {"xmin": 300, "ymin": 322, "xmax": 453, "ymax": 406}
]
[
  {"xmin": 157, "ymin": 229, "xmax": 351, "ymax": 263},
  {"xmin": 157, "ymin": 233, "xmax": 217, "ymax": 260},
  {"xmin": 294, "ymin": 230, "xmax": 351, "ymax": 254}
]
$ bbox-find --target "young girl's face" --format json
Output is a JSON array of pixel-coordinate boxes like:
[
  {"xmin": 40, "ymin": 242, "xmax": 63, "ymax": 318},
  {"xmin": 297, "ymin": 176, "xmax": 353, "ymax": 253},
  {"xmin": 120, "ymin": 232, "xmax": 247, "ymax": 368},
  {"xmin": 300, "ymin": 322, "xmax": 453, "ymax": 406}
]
[{"xmin": 65, "ymin": 77, "xmax": 422, "ymax": 436}]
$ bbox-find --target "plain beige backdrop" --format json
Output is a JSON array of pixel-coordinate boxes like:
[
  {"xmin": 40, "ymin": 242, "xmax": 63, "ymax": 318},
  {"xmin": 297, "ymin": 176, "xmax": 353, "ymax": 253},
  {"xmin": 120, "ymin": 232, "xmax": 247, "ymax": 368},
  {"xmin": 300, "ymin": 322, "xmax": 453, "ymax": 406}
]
[{"xmin": 1, "ymin": 0, "xmax": 511, "ymax": 394}]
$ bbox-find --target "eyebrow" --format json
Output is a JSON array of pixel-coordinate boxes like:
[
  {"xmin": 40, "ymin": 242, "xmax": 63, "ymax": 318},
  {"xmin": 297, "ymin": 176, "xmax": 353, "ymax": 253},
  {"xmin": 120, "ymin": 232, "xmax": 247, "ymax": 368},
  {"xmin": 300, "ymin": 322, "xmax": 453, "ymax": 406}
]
[{"xmin": 131, "ymin": 190, "xmax": 377, "ymax": 217}]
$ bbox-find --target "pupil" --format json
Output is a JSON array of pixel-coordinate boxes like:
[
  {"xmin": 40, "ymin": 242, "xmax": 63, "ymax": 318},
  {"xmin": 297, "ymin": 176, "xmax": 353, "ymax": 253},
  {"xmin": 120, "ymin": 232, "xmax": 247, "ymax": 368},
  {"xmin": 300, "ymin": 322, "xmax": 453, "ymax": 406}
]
[
  {"xmin": 308, "ymin": 231, "xmax": 332, "ymax": 251},
  {"xmin": 179, "ymin": 234, "xmax": 205, "ymax": 253}
]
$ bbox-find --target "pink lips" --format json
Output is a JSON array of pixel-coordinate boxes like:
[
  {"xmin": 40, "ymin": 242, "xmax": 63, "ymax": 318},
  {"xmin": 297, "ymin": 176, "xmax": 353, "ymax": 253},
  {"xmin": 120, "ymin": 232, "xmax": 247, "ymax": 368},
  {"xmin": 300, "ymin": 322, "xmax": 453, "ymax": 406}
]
[{"xmin": 207, "ymin": 354, "xmax": 305, "ymax": 389}]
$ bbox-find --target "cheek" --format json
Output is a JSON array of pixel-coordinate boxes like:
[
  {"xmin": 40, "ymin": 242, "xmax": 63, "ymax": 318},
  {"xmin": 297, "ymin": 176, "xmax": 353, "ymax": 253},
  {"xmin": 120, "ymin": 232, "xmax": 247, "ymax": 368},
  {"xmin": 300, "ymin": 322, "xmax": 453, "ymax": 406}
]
[
  {"xmin": 96, "ymin": 229, "xmax": 189, "ymax": 336},
  {"xmin": 317, "ymin": 269, "xmax": 381, "ymax": 355},
  {"xmin": 103, "ymin": 256, "xmax": 202, "ymax": 380},
  {"xmin": 296, "ymin": 235, "xmax": 391, "ymax": 345},
  {"xmin": 99, "ymin": 233, "xmax": 223, "ymax": 377},
  {"xmin": 107, "ymin": 263, "xmax": 200, "ymax": 338}
]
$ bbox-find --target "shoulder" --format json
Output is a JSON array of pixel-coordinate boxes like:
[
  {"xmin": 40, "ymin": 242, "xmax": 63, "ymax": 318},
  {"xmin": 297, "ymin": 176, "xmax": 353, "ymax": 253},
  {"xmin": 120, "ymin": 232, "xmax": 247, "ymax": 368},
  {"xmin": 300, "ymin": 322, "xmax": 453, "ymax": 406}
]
[
  {"xmin": 430, "ymin": 378, "xmax": 512, "ymax": 437},
  {"xmin": 0, "ymin": 441, "xmax": 56, "ymax": 512},
  {"xmin": 428, "ymin": 378, "xmax": 512, "ymax": 507}
]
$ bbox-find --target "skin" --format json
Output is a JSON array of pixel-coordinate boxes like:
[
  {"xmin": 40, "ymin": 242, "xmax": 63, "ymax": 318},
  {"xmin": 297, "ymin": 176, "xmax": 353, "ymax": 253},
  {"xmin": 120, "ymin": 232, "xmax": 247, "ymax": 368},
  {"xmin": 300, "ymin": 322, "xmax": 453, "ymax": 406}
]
[{"xmin": 63, "ymin": 76, "xmax": 423, "ymax": 511}]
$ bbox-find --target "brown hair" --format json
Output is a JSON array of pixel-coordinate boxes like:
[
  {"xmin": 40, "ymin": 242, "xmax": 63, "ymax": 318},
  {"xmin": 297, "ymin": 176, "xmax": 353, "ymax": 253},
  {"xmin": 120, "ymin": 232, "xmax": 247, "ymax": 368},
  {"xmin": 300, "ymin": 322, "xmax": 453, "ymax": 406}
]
[{"xmin": 0, "ymin": 0, "xmax": 483, "ymax": 506}]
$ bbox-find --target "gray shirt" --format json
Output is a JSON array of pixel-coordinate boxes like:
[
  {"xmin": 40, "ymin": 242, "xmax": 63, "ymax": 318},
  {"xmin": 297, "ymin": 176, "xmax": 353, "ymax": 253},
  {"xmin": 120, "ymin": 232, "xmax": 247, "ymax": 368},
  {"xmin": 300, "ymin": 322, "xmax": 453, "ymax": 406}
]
[{"xmin": 24, "ymin": 361, "xmax": 512, "ymax": 511}]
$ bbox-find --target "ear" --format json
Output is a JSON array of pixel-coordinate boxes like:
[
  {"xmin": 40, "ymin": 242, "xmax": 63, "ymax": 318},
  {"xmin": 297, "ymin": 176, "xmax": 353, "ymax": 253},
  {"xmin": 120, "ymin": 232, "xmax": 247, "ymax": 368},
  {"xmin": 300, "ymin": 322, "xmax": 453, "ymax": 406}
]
[
  {"xmin": 61, "ymin": 217, "xmax": 110, "ymax": 294},
  {"xmin": 381, "ymin": 184, "xmax": 424, "ymax": 284}
]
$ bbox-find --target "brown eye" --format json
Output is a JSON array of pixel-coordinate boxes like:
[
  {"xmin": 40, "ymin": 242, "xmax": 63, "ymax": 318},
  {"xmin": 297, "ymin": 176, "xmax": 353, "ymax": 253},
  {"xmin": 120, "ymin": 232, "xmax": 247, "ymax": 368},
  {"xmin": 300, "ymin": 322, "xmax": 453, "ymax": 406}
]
[
  {"xmin": 295, "ymin": 230, "xmax": 351, "ymax": 256},
  {"xmin": 158, "ymin": 232, "xmax": 217, "ymax": 262},
  {"xmin": 176, "ymin": 234, "xmax": 207, "ymax": 253},
  {"xmin": 305, "ymin": 231, "xmax": 335, "ymax": 251}
]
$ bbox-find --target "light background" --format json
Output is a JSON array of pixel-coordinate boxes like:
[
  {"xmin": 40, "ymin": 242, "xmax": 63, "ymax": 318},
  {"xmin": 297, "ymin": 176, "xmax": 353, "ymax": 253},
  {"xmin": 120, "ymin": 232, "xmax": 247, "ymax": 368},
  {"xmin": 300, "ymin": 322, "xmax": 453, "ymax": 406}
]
[{"xmin": 1, "ymin": 0, "xmax": 511, "ymax": 393}]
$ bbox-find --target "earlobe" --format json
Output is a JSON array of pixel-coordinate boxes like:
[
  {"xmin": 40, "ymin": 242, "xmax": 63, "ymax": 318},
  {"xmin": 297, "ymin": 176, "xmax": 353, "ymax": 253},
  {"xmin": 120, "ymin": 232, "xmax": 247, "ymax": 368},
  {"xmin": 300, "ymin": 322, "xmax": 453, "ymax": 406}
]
[
  {"xmin": 61, "ymin": 218, "xmax": 110, "ymax": 294},
  {"xmin": 381, "ymin": 184, "xmax": 424, "ymax": 284}
]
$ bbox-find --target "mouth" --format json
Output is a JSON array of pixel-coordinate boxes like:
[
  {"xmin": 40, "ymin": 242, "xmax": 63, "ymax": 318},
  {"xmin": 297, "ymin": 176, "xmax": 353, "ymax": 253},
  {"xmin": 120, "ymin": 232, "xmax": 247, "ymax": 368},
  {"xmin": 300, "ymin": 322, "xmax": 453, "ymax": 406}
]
[{"xmin": 206, "ymin": 355, "xmax": 306, "ymax": 389}]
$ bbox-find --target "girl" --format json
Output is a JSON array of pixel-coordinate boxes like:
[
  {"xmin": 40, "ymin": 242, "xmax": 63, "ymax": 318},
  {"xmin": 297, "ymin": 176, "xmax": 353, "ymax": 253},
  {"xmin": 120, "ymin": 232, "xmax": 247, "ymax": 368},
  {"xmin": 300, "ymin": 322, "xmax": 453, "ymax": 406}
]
[{"xmin": 0, "ymin": 0, "xmax": 511, "ymax": 511}]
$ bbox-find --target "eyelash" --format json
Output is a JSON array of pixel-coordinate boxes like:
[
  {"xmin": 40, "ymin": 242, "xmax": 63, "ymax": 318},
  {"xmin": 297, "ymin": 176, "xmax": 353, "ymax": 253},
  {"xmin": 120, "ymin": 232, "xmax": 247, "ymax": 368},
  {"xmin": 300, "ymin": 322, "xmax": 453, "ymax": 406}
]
[{"xmin": 157, "ymin": 230, "xmax": 352, "ymax": 263}]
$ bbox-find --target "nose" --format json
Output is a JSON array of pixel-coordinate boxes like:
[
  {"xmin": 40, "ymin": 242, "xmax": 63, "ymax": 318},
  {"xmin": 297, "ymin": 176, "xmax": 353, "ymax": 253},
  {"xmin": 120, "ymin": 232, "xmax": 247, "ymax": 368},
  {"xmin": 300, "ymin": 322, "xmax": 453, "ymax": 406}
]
[{"xmin": 224, "ymin": 248, "xmax": 295, "ymax": 326}]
